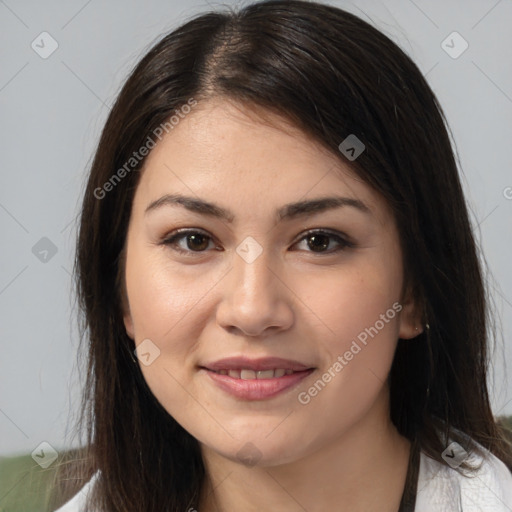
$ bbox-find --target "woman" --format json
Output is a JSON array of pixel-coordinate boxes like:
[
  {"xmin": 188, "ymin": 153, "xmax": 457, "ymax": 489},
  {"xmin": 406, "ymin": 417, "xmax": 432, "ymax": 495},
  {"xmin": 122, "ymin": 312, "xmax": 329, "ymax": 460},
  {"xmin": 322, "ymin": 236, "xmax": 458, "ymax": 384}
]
[{"xmin": 50, "ymin": 1, "xmax": 512, "ymax": 510}]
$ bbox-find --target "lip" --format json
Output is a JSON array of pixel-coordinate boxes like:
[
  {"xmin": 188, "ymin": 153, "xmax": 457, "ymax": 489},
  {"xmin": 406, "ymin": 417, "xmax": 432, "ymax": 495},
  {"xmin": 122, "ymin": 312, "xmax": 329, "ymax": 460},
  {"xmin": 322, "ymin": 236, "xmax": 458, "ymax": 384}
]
[
  {"xmin": 202, "ymin": 356, "xmax": 313, "ymax": 372},
  {"xmin": 199, "ymin": 356, "xmax": 316, "ymax": 400}
]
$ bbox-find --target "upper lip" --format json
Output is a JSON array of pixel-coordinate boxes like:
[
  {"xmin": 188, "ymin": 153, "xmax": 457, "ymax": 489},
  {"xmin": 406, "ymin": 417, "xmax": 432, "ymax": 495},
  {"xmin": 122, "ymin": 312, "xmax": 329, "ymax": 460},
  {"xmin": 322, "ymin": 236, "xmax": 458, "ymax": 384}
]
[{"xmin": 202, "ymin": 356, "xmax": 315, "ymax": 372}]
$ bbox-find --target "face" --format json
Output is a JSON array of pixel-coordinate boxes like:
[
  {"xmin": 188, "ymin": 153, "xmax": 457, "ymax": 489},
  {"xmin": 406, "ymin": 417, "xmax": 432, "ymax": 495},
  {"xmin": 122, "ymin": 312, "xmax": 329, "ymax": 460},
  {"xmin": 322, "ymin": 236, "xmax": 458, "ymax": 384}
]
[{"xmin": 122, "ymin": 98, "xmax": 420, "ymax": 467}]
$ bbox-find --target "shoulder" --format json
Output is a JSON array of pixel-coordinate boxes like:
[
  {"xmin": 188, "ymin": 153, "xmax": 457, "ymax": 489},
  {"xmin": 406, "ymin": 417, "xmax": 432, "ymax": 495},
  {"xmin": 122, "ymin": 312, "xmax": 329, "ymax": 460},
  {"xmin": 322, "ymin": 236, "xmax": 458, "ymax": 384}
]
[
  {"xmin": 53, "ymin": 471, "xmax": 100, "ymax": 512},
  {"xmin": 416, "ymin": 437, "xmax": 512, "ymax": 511}
]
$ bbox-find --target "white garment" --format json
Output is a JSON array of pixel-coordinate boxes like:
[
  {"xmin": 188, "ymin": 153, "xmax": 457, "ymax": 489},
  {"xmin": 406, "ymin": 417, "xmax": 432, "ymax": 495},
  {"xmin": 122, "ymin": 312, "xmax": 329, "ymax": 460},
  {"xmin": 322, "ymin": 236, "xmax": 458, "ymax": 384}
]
[
  {"xmin": 415, "ymin": 442, "xmax": 512, "ymax": 511},
  {"xmin": 54, "ymin": 441, "xmax": 512, "ymax": 511}
]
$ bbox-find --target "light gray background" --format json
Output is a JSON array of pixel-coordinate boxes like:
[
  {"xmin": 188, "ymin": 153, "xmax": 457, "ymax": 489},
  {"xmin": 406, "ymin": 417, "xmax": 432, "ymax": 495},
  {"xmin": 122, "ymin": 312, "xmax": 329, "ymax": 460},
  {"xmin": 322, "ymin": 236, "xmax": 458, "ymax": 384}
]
[{"xmin": 1, "ymin": 0, "xmax": 511, "ymax": 457}]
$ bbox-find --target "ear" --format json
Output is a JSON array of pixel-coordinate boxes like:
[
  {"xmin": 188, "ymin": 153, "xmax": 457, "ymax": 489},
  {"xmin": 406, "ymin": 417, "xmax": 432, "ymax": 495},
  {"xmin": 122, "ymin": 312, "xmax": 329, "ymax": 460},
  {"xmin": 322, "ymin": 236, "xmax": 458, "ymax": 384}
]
[{"xmin": 398, "ymin": 283, "xmax": 424, "ymax": 340}]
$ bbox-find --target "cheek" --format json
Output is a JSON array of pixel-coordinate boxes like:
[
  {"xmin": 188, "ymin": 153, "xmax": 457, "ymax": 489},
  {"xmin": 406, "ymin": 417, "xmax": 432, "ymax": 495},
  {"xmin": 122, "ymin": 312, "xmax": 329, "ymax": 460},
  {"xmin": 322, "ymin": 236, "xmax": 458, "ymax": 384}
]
[
  {"xmin": 294, "ymin": 259, "xmax": 402, "ymax": 352},
  {"xmin": 124, "ymin": 248, "xmax": 225, "ymax": 400},
  {"xmin": 291, "ymin": 267, "xmax": 401, "ymax": 444},
  {"xmin": 291, "ymin": 259, "xmax": 402, "ymax": 406},
  {"xmin": 124, "ymin": 252, "xmax": 211, "ymax": 422},
  {"xmin": 125, "ymin": 248, "xmax": 209, "ymax": 344}
]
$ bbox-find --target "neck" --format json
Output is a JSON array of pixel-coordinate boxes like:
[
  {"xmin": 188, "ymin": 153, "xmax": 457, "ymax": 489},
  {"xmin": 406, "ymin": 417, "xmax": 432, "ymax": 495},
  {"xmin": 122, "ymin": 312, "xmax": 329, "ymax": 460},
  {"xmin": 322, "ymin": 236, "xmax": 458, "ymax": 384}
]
[{"xmin": 197, "ymin": 389, "xmax": 411, "ymax": 512}]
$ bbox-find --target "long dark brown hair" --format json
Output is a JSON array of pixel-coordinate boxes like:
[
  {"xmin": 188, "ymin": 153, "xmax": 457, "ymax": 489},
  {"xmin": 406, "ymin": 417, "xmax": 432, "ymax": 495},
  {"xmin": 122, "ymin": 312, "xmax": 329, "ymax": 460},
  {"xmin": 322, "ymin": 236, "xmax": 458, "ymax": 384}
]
[{"xmin": 50, "ymin": 1, "xmax": 512, "ymax": 510}]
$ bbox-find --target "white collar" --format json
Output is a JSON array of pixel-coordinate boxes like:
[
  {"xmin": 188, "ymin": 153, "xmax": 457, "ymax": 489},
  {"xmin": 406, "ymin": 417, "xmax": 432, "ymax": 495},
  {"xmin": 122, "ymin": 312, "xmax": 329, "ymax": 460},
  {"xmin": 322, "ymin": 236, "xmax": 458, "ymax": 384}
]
[{"xmin": 415, "ymin": 441, "xmax": 512, "ymax": 511}]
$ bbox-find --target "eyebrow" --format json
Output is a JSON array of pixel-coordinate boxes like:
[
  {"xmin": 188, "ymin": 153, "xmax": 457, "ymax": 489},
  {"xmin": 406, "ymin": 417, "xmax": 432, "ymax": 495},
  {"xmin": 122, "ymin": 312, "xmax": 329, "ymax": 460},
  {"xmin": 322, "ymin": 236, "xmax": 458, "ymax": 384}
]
[{"xmin": 144, "ymin": 193, "xmax": 372, "ymax": 223}]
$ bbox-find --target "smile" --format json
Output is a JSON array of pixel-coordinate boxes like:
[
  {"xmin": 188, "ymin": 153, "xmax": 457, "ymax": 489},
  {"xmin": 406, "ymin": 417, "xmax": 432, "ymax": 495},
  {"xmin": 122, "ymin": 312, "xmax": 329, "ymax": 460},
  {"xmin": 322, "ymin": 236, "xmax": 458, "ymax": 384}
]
[
  {"xmin": 210, "ymin": 368, "xmax": 295, "ymax": 379},
  {"xmin": 202, "ymin": 367, "xmax": 315, "ymax": 400}
]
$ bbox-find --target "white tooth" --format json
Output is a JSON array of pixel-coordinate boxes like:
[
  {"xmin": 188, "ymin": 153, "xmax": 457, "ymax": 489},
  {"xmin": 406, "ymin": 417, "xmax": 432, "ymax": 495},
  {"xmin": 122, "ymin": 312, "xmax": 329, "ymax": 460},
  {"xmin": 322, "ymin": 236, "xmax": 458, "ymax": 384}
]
[
  {"xmin": 256, "ymin": 370, "xmax": 275, "ymax": 379},
  {"xmin": 274, "ymin": 368, "xmax": 286, "ymax": 378},
  {"xmin": 218, "ymin": 369, "xmax": 228, "ymax": 375},
  {"xmin": 228, "ymin": 369, "xmax": 241, "ymax": 378},
  {"xmin": 285, "ymin": 369, "xmax": 294, "ymax": 375},
  {"xmin": 240, "ymin": 369, "xmax": 257, "ymax": 379}
]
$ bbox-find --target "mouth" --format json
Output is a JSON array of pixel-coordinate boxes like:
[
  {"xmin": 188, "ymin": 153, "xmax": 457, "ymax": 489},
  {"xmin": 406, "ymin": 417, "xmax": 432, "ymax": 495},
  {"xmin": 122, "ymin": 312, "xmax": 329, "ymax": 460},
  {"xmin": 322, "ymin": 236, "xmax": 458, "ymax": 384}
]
[
  {"xmin": 208, "ymin": 368, "xmax": 298, "ymax": 379},
  {"xmin": 199, "ymin": 357, "xmax": 316, "ymax": 400}
]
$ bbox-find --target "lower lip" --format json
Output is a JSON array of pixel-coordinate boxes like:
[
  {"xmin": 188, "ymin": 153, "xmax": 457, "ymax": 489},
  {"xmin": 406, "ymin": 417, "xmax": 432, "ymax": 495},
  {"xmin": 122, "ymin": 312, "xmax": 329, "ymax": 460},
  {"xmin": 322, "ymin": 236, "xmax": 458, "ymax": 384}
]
[{"xmin": 202, "ymin": 368, "xmax": 315, "ymax": 400}]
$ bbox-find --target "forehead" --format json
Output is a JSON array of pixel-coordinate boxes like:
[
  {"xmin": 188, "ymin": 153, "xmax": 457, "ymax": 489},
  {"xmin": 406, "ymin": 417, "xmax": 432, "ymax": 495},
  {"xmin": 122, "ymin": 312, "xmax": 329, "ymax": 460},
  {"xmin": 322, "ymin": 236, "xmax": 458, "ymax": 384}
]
[{"xmin": 133, "ymin": 98, "xmax": 392, "ymax": 226}]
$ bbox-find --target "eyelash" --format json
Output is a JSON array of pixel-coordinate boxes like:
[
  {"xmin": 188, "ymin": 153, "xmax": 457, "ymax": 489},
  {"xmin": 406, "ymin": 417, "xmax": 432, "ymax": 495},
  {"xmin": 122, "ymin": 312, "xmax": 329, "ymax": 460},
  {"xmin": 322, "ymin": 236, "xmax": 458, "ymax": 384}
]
[{"xmin": 160, "ymin": 228, "xmax": 354, "ymax": 256}]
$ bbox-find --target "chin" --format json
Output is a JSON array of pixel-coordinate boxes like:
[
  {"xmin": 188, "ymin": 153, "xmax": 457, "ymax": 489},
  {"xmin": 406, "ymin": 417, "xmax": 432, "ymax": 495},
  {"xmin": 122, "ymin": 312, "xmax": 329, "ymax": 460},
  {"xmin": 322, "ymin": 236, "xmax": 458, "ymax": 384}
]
[{"xmin": 201, "ymin": 430, "xmax": 309, "ymax": 468}]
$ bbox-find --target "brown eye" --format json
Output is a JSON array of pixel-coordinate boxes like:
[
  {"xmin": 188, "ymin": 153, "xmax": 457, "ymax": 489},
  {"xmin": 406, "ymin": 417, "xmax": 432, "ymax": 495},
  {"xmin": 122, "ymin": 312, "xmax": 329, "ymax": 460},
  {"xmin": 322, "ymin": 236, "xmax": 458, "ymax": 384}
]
[
  {"xmin": 306, "ymin": 233, "xmax": 330, "ymax": 252},
  {"xmin": 161, "ymin": 228, "xmax": 353, "ymax": 256},
  {"xmin": 294, "ymin": 230, "xmax": 353, "ymax": 254},
  {"xmin": 161, "ymin": 229, "xmax": 216, "ymax": 254},
  {"xmin": 185, "ymin": 233, "xmax": 210, "ymax": 251}
]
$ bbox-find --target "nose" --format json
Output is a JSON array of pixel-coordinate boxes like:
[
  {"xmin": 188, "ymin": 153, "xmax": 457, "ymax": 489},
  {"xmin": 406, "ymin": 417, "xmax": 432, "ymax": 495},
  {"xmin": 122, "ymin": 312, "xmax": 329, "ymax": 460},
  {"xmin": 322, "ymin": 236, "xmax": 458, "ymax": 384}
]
[{"xmin": 215, "ymin": 245, "xmax": 294, "ymax": 337}]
